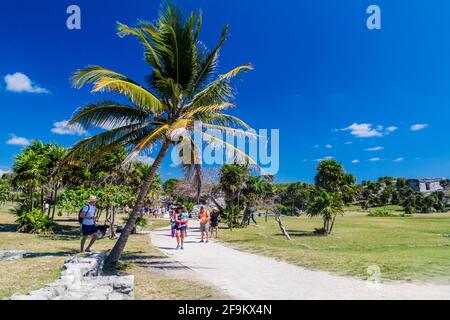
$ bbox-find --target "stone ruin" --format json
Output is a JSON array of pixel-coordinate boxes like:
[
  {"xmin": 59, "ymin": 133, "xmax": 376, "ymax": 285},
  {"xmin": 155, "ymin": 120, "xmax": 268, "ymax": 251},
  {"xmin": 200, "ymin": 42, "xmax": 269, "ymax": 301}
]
[{"xmin": 9, "ymin": 252, "xmax": 134, "ymax": 300}]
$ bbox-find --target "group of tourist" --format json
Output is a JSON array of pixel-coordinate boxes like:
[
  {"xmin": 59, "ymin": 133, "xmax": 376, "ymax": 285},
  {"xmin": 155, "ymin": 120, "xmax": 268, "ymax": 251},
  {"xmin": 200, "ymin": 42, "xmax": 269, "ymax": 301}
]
[
  {"xmin": 169, "ymin": 206, "xmax": 220, "ymax": 250},
  {"xmin": 78, "ymin": 195, "xmax": 222, "ymax": 253},
  {"xmin": 123, "ymin": 204, "xmax": 167, "ymax": 219}
]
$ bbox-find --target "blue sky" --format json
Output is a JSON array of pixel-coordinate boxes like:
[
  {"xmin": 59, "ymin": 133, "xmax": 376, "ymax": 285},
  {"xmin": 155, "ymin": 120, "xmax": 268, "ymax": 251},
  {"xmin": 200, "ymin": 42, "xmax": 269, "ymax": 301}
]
[{"xmin": 0, "ymin": 0, "xmax": 449, "ymax": 183}]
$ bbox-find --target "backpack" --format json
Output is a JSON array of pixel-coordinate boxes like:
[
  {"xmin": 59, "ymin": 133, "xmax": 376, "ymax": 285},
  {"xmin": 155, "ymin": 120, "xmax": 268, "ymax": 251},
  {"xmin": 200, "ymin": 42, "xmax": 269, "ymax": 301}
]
[{"xmin": 78, "ymin": 205, "xmax": 89, "ymax": 224}]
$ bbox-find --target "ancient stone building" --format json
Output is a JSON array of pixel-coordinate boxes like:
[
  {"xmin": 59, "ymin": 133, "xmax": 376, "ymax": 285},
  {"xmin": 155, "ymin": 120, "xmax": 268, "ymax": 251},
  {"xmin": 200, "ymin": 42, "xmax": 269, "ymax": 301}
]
[{"xmin": 407, "ymin": 178, "xmax": 444, "ymax": 193}]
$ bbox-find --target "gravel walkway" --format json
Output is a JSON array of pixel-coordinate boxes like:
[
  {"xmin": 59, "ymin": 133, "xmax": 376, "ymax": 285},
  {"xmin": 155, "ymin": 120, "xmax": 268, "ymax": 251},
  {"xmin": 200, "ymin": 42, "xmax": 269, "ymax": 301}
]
[{"xmin": 150, "ymin": 221, "xmax": 450, "ymax": 300}]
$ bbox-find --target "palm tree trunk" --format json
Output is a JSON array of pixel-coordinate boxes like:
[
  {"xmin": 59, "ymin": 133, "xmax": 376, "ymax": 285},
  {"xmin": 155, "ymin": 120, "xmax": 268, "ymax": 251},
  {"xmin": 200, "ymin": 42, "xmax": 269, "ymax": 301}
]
[
  {"xmin": 40, "ymin": 186, "xmax": 44, "ymax": 210},
  {"xmin": 51, "ymin": 183, "xmax": 58, "ymax": 220},
  {"xmin": 329, "ymin": 214, "xmax": 337, "ymax": 234},
  {"xmin": 30, "ymin": 186, "xmax": 34, "ymax": 211},
  {"xmin": 274, "ymin": 209, "xmax": 291, "ymax": 240},
  {"xmin": 105, "ymin": 140, "xmax": 171, "ymax": 267}
]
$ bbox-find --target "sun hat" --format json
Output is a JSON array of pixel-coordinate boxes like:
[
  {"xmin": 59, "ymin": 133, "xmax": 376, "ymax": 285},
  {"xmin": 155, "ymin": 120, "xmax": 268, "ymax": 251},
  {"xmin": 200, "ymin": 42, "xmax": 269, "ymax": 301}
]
[{"xmin": 89, "ymin": 196, "xmax": 98, "ymax": 202}]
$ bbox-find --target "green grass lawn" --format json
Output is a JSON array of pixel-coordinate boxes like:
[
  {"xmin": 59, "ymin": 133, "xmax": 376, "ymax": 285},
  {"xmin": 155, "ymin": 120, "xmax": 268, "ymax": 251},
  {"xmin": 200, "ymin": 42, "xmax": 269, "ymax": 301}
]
[
  {"xmin": 218, "ymin": 212, "xmax": 450, "ymax": 283},
  {"xmin": 345, "ymin": 204, "xmax": 404, "ymax": 212},
  {"xmin": 0, "ymin": 206, "xmax": 227, "ymax": 300}
]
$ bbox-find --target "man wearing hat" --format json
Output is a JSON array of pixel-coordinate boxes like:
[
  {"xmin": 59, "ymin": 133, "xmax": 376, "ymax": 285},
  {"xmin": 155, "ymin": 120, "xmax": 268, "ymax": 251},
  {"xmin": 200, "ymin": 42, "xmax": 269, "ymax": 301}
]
[{"xmin": 80, "ymin": 196, "xmax": 99, "ymax": 253}]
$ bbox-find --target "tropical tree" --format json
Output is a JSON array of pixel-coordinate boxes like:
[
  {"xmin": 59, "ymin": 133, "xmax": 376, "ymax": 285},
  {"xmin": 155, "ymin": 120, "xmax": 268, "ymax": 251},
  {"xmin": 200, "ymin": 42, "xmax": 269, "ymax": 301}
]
[
  {"xmin": 306, "ymin": 159, "xmax": 351, "ymax": 234},
  {"xmin": 162, "ymin": 178, "xmax": 180, "ymax": 200},
  {"xmin": 66, "ymin": 4, "xmax": 253, "ymax": 266},
  {"xmin": 241, "ymin": 175, "xmax": 272, "ymax": 226},
  {"xmin": 13, "ymin": 145, "xmax": 45, "ymax": 210},
  {"xmin": 315, "ymin": 159, "xmax": 355, "ymax": 192},
  {"xmin": 315, "ymin": 159, "xmax": 355, "ymax": 203},
  {"xmin": 0, "ymin": 180, "xmax": 10, "ymax": 207},
  {"xmin": 306, "ymin": 189, "xmax": 344, "ymax": 235},
  {"xmin": 219, "ymin": 164, "xmax": 250, "ymax": 228},
  {"xmin": 276, "ymin": 182, "xmax": 314, "ymax": 215}
]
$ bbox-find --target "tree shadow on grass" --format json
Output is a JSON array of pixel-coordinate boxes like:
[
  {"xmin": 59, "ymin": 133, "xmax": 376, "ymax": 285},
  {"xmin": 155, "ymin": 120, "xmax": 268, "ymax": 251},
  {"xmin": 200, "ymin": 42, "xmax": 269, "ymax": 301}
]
[
  {"xmin": 39, "ymin": 234, "xmax": 79, "ymax": 241},
  {"xmin": 24, "ymin": 250, "xmax": 80, "ymax": 259},
  {"xmin": 283, "ymin": 230, "xmax": 326, "ymax": 237},
  {"xmin": 120, "ymin": 252, "xmax": 190, "ymax": 271},
  {"xmin": 0, "ymin": 224, "xmax": 17, "ymax": 232}
]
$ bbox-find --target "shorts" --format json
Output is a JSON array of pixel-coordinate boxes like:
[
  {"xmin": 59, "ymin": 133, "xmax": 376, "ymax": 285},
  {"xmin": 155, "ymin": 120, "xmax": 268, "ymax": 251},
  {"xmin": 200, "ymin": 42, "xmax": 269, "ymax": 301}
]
[
  {"xmin": 176, "ymin": 225, "xmax": 187, "ymax": 233},
  {"xmin": 82, "ymin": 224, "xmax": 98, "ymax": 236},
  {"xmin": 200, "ymin": 223, "xmax": 210, "ymax": 232},
  {"xmin": 210, "ymin": 221, "xmax": 218, "ymax": 228}
]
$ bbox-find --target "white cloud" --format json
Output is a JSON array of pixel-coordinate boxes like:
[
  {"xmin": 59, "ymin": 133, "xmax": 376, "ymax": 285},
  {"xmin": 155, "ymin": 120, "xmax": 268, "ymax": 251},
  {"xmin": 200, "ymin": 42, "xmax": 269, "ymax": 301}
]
[
  {"xmin": 386, "ymin": 126, "xmax": 398, "ymax": 133},
  {"xmin": 365, "ymin": 146, "xmax": 384, "ymax": 152},
  {"xmin": 134, "ymin": 155, "xmax": 154, "ymax": 165},
  {"xmin": 410, "ymin": 124, "xmax": 428, "ymax": 131},
  {"xmin": 51, "ymin": 120, "xmax": 88, "ymax": 136},
  {"xmin": 325, "ymin": 144, "xmax": 333, "ymax": 149},
  {"xmin": 394, "ymin": 157, "xmax": 404, "ymax": 162},
  {"xmin": 341, "ymin": 123, "xmax": 384, "ymax": 138},
  {"xmin": 369, "ymin": 157, "xmax": 382, "ymax": 162},
  {"xmin": 0, "ymin": 168, "xmax": 11, "ymax": 177},
  {"xmin": 313, "ymin": 145, "xmax": 320, "ymax": 149},
  {"xmin": 6, "ymin": 134, "xmax": 30, "ymax": 146},
  {"xmin": 351, "ymin": 159, "xmax": 360, "ymax": 164},
  {"xmin": 345, "ymin": 141, "xmax": 353, "ymax": 145},
  {"xmin": 4, "ymin": 72, "xmax": 49, "ymax": 94},
  {"xmin": 341, "ymin": 123, "xmax": 397, "ymax": 138}
]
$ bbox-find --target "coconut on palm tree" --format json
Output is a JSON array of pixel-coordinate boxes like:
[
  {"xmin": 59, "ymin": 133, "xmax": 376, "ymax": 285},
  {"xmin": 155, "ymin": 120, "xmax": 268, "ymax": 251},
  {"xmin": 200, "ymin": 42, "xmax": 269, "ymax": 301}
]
[{"xmin": 66, "ymin": 3, "xmax": 254, "ymax": 267}]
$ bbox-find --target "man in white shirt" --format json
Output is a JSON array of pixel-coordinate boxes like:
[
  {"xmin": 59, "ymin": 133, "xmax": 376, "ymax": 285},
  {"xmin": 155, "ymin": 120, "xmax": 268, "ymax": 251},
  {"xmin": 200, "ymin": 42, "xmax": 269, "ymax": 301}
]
[{"xmin": 80, "ymin": 196, "xmax": 99, "ymax": 253}]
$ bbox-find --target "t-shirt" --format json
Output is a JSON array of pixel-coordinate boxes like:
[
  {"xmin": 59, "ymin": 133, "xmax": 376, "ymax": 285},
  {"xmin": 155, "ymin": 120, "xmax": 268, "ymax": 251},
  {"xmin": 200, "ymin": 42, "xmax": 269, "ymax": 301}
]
[
  {"xmin": 210, "ymin": 212, "xmax": 219, "ymax": 224},
  {"xmin": 178, "ymin": 212, "xmax": 189, "ymax": 226},
  {"xmin": 82, "ymin": 204, "xmax": 96, "ymax": 226},
  {"xmin": 199, "ymin": 211, "xmax": 210, "ymax": 224}
]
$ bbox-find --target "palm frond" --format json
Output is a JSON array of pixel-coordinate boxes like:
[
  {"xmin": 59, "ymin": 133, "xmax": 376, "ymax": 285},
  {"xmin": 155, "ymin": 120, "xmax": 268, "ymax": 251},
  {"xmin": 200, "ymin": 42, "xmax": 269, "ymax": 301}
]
[
  {"xmin": 92, "ymin": 77, "xmax": 164, "ymax": 113},
  {"xmin": 186, "ymin": 64, "xmax": 253, "ymax": 108},
  {"xmin": 123, "ymin": 125, "xmax": 170, "ymax": 165},
  {"xmin": 69, "ymin": 100, "xmax": 153, "ymax": 130},
  {"xmin": 116, "ymin": 22, "xmax": 163, "ymax": 71},
  {"xmin": 182, "ymin": 102, "xmax": 235, "ymax": 119},
  {"xmin": 61, "ymin": 122, "xmax": 150, "ymax": 164},
  {"xmin": 202, "ymin": 132, "xmax": 265, "ymax": 174},
  {"xmin": 72, "ymin": 66, "xmax": 164, "ymax": 114},
  {"xmin": 219, "ymin": 64, "xmax": 254, "ymax": 80},
  {"xmin": 189, "ymin": 25, "xmax": 229, "ymax": 95},
  {"xmin": 198, "ymin": 113, "xmax": 252, "ymax": 130}
]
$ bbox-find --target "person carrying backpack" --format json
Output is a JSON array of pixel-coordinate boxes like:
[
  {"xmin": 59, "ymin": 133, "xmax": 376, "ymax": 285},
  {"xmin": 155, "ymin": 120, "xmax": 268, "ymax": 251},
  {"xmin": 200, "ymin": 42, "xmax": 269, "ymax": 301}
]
[{"xmin": 79, "ymin": 196, "xmax": 99, "ymax": 253}]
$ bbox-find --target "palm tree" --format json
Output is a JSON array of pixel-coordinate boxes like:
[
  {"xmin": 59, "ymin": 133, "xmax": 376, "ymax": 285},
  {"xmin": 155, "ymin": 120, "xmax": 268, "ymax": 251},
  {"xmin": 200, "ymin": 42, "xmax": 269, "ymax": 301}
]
[
  {"xmin": 306, "ymin": 189, "xmax": 344, "ymax": 235},
  {"xmin": 0, "ymin": 180, "xmax": 10, "ymax": 207},
  {"xmin": 67, "ymin": 4, "xmax": 254, "ymax": 266}
]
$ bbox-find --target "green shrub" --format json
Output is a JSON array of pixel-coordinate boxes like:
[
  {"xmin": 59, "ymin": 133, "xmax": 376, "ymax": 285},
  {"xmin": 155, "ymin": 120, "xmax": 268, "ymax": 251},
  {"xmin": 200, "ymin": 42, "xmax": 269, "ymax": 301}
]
[
  {"xmin": 274, "ymin": 204, "xmax": 291, "ymax": 215},
  {"xmin": 12, "ymin": 204, "xmax": 55, "ymax": 234},
  {"xmin": 123, "ymin": 216, "xmax": 148, "ymax": 228},
  {"xmin": 221, "ymin": 205, "xmax": 242, "ymax": 229},
  {"xmin": 175, "ymin": 197, "xmax": 194, "ymax": 213},
  {"xmin": 367, "ymin": 210, "xmax": 397, "ymax": 218}
]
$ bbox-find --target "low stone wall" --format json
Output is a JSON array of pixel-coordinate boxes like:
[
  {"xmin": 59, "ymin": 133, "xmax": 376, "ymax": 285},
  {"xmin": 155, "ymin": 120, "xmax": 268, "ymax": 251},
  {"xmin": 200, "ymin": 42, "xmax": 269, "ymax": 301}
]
[{"xmin": 10, "ymin": 252, "xmax": 134, "ymax": 300}]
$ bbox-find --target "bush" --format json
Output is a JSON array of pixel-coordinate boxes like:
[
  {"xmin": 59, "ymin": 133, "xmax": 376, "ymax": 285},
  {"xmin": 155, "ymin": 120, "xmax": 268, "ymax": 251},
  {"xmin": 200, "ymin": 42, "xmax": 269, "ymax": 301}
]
[
  {"xmin": 367, "ymin": 210, "xmax": 397, "ymax": 217},
  {"xmin": 123, "ymin": 216, "xmax": 149, "ymax": 228},
  {"xmin": 175, "ymin": 197, "xmax": 194, "ymax": 213},
  {"xmin": 274, "ymin": 204, "xmax": 291, "ymax": 216},
  {"xmin": 221, "ymin": 205, "xmax": 242, "ymax": 229},
  {"xmin": 12, "ymin": 204, "xmax": 55, "ymax": 234}
]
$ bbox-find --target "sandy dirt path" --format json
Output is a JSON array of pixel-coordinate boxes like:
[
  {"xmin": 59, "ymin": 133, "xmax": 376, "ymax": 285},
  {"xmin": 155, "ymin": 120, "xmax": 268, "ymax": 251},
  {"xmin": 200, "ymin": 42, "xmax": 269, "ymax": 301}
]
[{"xmin": 150, "ymin": 221, "xmax": 450, "ymax": 300}]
